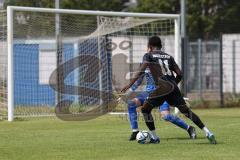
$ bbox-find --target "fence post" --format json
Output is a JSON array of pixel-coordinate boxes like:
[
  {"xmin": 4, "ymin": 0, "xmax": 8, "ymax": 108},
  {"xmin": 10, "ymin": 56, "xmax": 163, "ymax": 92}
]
[
  {"xmin": 197, "ymin": 38, "xmax": 202, "ymax": 99},
  {"xmin": 219, "ymin": 34, "xmax": 224, "ymax": 106},
  {"xmin": 232, "ymin": 40, "xmax": 236, "ymax": 95}
]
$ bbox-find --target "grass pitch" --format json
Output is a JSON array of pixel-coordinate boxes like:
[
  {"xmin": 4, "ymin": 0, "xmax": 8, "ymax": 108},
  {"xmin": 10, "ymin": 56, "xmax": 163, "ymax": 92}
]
[{"xmin": 0, "ymin": 108, "xmax": 240, "ymax": 160}]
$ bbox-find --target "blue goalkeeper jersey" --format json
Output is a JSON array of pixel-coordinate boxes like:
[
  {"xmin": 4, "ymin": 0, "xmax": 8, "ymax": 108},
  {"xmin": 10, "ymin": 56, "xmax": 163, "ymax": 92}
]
[{"xmin": 131, "ymin": 69, "xmax": 156, "ymax": 93}]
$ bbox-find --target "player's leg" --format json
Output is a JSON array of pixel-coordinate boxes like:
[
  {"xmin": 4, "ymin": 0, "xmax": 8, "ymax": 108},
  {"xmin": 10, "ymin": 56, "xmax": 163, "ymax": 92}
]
[
  {"xmin": 128, "ymin": 98, "xmax": 140, "ymax": 140},
  {"xmin": 141, "ymin": 101, "xmax": 160, "ymax": 143},
  {"xmin": 128, "ymin": 92, "xmax": 148, "ymax": 141},
  {"xmin": 159, "ymin": 101, "xmax": 197, "ymax": 139},
  {"xmin": 141, "ymin": 82, "xmax": 174, "ymax": 143},
  {"xmin": 168, "ymin": 86, "xmax": 216, "ymax": 144},
  {"xmin": 177, "ymin": 103, "xmax": 216, "ymax": 143}
]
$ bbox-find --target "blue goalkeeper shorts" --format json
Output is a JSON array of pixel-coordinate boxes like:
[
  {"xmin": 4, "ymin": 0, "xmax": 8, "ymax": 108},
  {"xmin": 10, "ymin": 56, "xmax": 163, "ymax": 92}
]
[{"xmin": 136, "ymin": 91, "xmax": 170, "ymax": 112}]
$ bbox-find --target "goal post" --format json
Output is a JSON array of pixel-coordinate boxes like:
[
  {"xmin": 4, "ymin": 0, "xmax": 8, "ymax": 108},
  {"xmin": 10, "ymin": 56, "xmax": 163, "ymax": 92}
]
[
  {"xmin": 7, "ymin": 7, "xmax": 14, "ymax": 121},
  {"xmin": 5, "ymin": 6, "xmax": 181, "ymax": 121}
]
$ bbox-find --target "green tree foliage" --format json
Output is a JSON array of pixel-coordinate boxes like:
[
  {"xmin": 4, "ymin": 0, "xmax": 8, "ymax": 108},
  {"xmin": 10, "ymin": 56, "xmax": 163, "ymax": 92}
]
[
  {"xmin": 133, "ymin": 0, "xmax": 240, "ymax": 39},
  {"xmin": 61, "ymin": 0, "xmax": 125, "ymax": 11},
  {"xmin": 4, "ymin": 0, "xmax": 54, "ymax": 8},
  {"xmin": 187, "ymin": 0, "xmax": 240, "ymax": 39},
  {"xmin": 5, "ymin": 0, "xmax": 125, "ymax": 11},
  {"xmin": 133, "ymin": 0, "xmax": 180, "ymax": 13}
]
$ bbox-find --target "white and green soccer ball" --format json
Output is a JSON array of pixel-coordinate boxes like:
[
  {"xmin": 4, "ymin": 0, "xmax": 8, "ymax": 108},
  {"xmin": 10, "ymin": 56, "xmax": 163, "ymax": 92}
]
[{"xmin": 136, "ymin": 130, "xmax": 151, "ymax": 144}]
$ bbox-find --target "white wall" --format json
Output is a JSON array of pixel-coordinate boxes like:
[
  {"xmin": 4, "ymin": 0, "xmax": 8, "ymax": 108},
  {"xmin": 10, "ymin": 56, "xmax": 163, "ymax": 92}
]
[{"xmin": 222, "ymin": 34, "xmax": 240, "ymax": 93}]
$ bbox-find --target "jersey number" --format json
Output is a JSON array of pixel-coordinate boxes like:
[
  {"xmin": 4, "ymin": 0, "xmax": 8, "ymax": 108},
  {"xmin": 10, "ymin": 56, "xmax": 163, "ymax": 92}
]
[{"xmin": 158, "ymin": 59, "xmax": 172, "ymax": 76}]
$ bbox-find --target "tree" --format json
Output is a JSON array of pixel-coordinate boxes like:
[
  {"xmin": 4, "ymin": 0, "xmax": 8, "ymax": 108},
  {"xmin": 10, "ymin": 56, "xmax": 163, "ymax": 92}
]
[
  {"xmin": 61, "ymin": 0, "xmax": 125, "ymax": 11},
  {"xmin": 187, "ymin": 0, "xmax": 240, "ymax": 39},
  {"xmin": 4, "ymin": 0, "xmax": 54, "ymax": 8},
  {"xmin": 133, "ymin": 0, "xmax": 240, "ymax": 39},
  {"xmin": 132, "ymin": 0, "xmax": 180, "ymax": 13},
  {"xmin": 5, "ymin": 0, "xmax": 125, "ymax": 11}
]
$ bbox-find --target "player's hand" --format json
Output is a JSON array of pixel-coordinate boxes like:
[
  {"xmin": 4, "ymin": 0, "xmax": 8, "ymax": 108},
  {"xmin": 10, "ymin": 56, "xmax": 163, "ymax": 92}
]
[
  {"xmin": 136, "ymin": 106, "xmax": 142, "ymax": 113},
  {"xmin": 121, "ymin": 84, "xmax": 131, "ymax": 93}
]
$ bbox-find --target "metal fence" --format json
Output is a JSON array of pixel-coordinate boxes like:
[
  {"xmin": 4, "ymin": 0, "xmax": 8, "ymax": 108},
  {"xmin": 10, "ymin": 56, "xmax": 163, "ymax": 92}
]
[
  {"xmin": 187, "ymin": 39, "xmax": 221, "ymax": 100},
  {"xmin": 186, "ymin": 35, "xmax": 240, "ymax": 107}
]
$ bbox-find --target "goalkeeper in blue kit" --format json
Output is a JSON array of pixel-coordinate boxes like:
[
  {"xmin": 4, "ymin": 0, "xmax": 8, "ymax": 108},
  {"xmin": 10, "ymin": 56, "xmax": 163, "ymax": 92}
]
[{"xmin": 127, "ymin": 68, "xmax": 196, "ymax": 141}]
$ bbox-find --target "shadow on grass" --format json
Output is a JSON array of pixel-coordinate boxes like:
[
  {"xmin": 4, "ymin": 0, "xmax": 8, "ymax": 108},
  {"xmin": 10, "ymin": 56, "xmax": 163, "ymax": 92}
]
[
  {"xmin": 162, "ymin": 136, "xmax": 223, "ymax": 145},
  {"xmin": 163, "ymin": 137, "xmax": 206, "ymax": 141},
  {"xmin": 13, "ymin": 117, "xmax": 29, "ymax": 121},
  {"xmin": 196, "ymin": 141, "xmax": 223, "ymax": 145}
]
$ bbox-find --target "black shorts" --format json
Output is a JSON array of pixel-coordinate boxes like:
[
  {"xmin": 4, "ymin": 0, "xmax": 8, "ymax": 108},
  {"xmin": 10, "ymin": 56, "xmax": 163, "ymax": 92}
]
[{"xmin": 146, "ymin": 80, "xmax": 186, "ymax": 108}]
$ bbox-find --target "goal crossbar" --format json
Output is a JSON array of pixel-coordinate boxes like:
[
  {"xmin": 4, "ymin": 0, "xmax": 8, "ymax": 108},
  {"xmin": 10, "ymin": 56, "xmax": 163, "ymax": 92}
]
[{"xmin": 7, "ymin": 6, "xmax": 180, "ymax": 19}]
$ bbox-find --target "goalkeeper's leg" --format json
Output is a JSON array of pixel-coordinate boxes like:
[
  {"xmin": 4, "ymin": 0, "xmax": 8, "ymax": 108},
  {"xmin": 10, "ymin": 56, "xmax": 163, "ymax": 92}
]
[
  {"xmin": 128, "ymin": 92, "xmax": 148, "ymax": 141},
  {"xmin": 160, "ymin": 101, "xmax": 196, "ymax": 139},
  {"xmin": 128, "ymin": 99, "xmax": 139, "ymax": 141}
]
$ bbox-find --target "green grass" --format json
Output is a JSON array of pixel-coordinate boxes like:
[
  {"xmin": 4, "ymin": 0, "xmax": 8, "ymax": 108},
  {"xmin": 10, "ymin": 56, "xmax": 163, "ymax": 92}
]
[{"xmin": 1, "ymin": 108, "xmax": 240, "ymax": 160}]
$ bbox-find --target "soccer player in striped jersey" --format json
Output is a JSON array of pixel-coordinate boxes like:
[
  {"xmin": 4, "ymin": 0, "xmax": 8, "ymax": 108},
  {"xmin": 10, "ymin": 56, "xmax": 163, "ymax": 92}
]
[
  {"xmin": 127, "ymin": 68, "xmax": 196, "ymax": 141},
  {"xmin": 121, "ymin": 36, "xmax": 216, "ymax": 144}
]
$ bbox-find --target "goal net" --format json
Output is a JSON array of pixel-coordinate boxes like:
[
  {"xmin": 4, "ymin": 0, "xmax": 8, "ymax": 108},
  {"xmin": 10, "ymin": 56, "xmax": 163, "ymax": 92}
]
[
  {"xmin": 4, "ymin": 6, "xmax": 180, "ymax": 121},
  {"xmin": 0, "ymin": 10, "xmax": 7, "ymax": 119}
]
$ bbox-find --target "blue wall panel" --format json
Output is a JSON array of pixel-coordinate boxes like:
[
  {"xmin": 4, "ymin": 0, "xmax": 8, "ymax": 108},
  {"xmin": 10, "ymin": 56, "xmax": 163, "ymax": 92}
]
[
  {"xmin": 14, "ymin": 43, "xmax": 74, "ymax": 106},
  {"xmin": 13, "ymin": 41, "xmax": 111, "ymax": 106}
]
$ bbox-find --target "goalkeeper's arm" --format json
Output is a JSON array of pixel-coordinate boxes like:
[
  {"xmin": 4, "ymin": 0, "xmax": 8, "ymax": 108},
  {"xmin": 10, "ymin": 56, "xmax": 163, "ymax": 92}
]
[{"xmin": 130, "ymin": 73, "xmax": 145, "ymax": 92}]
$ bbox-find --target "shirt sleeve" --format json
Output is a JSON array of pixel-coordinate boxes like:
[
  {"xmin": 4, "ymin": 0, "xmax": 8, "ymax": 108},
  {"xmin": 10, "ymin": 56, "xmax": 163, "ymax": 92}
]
[
  {"xmin": 169, "ymin": 56, "xmax": 183, "ymax": 83},
  {"xmin": 143, "ymin": 53, "xmax": 151, "ymax": 63}
]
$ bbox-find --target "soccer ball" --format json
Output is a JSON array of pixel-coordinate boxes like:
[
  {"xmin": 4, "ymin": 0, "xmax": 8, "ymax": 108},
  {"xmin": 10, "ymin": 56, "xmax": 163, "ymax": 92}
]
[{"xmin": 136, "ymin": 130, "xmax": 151, "ymax": 144}]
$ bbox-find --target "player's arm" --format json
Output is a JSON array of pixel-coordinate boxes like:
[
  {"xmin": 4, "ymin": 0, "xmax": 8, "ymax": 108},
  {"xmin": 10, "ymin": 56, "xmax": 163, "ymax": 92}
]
[
  {"xmin": 121, "ymin": 62, "xmax": 148, "ymax": 93},
  {"xmin": 130, "ymin": 73, "xmax": 145, "ymax": 91},
  {"xmin": 170, "ymin": 56, "xmax": 183, "ymax": 84}
]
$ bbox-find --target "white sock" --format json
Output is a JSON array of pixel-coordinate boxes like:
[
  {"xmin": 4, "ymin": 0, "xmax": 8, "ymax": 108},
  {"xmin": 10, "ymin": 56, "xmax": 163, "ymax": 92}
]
[
  {"xmin": 187, "ymin": 125, "xmax": 190, "ymax": 130},
  {"xmin": 150, "ymin": 130, "xmax": 158, "ymax": 139},
  {"xmin": 203, "ymin": 127, "xmax": 213, "ymax": 137},
  {"xmin": 132, "ymin": 129, "xmax": 139, "ymax": 132}
]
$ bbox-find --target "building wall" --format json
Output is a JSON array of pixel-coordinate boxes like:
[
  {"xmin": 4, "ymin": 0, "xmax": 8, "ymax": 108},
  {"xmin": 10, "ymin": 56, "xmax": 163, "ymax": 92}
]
[
  {"xmin": 222, "ymin": 34, "xmax": 240, "ymax": 93},
  {"xmin": 13, "ymin": 38, "xmax": 112, "ymax": 106},
  {"xmin": 14, "ymin": 43, "xmax": 74, "ymax": 106}
]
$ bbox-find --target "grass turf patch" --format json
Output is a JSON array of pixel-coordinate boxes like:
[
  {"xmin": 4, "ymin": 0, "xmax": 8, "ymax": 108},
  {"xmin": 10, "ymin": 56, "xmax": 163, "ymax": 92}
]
[{"xmin": 0, "ymin": 108, "xmax": 240, "ymax": 160}]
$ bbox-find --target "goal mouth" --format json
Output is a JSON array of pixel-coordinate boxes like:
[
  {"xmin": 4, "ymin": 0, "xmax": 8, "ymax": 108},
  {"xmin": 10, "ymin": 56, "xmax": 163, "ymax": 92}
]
[{"xmin": 3, "ymin": 6, "xmax": 180, "ymax": 121}]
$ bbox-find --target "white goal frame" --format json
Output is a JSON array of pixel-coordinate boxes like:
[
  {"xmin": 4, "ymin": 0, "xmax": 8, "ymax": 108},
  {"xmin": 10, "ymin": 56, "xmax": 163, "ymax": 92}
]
[{"xmin": 7, "ymin": 6, "xmax": 180, "ymax": 121}]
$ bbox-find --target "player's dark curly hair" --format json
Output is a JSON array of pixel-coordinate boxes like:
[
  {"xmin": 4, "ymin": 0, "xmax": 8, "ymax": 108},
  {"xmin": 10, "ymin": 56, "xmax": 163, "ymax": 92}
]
[{"xmin": 148, "ymin": 36, "xmax": 162, "ymax": 49}]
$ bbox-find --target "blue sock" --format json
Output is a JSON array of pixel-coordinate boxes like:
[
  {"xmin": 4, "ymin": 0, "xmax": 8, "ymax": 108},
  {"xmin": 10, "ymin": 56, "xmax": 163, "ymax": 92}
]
[
  {"xmin": 128, "ymin": 100, "xmax": 138, "ymax": 131},
  {"xmin": 163, "ymin": 114, "xmax": 189, "ymax": 130}
]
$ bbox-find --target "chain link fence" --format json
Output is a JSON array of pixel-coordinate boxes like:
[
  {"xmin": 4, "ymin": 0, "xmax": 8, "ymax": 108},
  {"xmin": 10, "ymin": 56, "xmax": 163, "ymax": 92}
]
[{"xmin": 186, "ymin": 34, "xmax": 240, "ymax": 107}]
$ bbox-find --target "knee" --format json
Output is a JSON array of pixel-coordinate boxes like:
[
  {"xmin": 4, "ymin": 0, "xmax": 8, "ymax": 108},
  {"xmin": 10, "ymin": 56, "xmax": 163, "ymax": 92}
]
[
  {"xmin": 141, "ymin": 107, "xmax": 149, "ymax": 114},
  {"xmin": 141, "ymin": 101, "xmax": 154, "ymax": 115},
  {"xmin": 128, "ymin": 98, "xmax": 140, "ymax": 107},
  {"xmin": 178, "ymin": 105, "xmax": 191, "ymax": 116},
  {"xmin": 162, "ymin": 113, "xmax": 180, "ymax": 123},
  {"xmin": 141, "ymin": 106, "xmax": 151, "ymax": 114},
  {"xmin": 160, "ymin": 111, "xmax": 168, "ymax": 119},
  {"xmin": 162, "ymin": 113, "xmax": 174, "ymax": 122}
]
